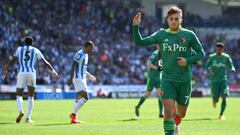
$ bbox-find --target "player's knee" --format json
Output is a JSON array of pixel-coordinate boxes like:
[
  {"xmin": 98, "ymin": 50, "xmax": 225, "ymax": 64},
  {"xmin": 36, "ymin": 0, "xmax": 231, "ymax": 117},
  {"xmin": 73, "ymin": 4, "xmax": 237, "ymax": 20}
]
[
  {"xmin": 83, "ymin": 95, "xmax": 88, "ymax": 100},
  {"xmin": 164, "ymin": 107, "xmax": 174, "ymax": 119},
  {"xmin": 221, "ymin": 95, "xmax": 227, "ymax": 100},
  {"xmin": 145, "ymin": 94, "xmax": 150, "ymax": 98},
  {"xmin": 145, "ymin": 92, "xmax": 151, "ymax": 97},
  {"xmin": 77, "ymin": 91, "xmax": 88, "ymax": 100},
  {"xmin": 179, "ymin": 113, "xmax": 186, "ymax": 118},
  {"xmin": 164, "ymin": 110, "xmax": 173, "ymax": 120}
]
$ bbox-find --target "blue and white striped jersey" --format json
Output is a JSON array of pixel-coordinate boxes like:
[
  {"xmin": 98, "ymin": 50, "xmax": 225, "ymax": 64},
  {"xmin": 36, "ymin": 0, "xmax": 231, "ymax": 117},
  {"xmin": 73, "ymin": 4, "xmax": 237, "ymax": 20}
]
[
  {"xmin": 73, "ymin": 49, "xmax": 88, "ymax": 79},
  {"xmin": 14, "ymin": 45, "xmax": 44, "ymax": 73}
]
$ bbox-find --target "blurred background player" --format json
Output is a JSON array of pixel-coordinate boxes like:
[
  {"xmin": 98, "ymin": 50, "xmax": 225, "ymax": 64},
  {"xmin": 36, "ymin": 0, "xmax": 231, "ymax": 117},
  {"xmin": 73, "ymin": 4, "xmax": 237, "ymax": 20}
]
[
  {"xmin": 132, "ymin": 6, "xmax": 205, "ymax": 135},
  {"xmin": 206, "ymin": 42, "xmax": 236, "ymax": 120},
  {"xmin": 67, "ymin": 41, "xmax": 96, "ymax": 124},
  {"xmin": 135, "ymin": 46, "xmax": 164, "ymax": 118},
  {"xmin": 2, "ymin": 36, "xmax": 58, "ymax": 123}
]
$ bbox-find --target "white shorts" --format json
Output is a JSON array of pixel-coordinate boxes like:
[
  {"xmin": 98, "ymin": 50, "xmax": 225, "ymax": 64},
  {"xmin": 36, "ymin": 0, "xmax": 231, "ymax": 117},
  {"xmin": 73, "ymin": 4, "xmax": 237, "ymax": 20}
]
[
  {"xmin": 73, "ymin": 78, "xmax": 88, "ymax": 92},
  {"xmin": 17, "ymin": 73, "xmax": 36, "ymax": 88}
]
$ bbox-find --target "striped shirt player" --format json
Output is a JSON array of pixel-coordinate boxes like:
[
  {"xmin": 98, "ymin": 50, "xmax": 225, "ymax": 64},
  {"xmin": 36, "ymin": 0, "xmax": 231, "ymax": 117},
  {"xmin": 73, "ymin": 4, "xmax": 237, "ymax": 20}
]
[
  {"xmin": 2, "ymin": 36, "xmax": 58, "ymax": 123},
  {"xmin": 72, "ymin": 49, "xmax": 89, "ymax": 92},
  {"xmin": 14, "ymin": 45, "xmax": 44, "ymax": 88},
  {"xmin": 68, "ymin": 41, "xmax": 96, "ymax": 124}
]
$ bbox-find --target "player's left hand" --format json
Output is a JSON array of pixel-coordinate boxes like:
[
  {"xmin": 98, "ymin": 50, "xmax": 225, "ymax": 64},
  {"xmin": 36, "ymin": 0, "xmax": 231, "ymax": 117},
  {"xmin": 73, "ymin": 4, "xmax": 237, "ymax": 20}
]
[
  {"xmin": 157, "ymin": 65, "xmax": 162, "ymax": 71},
  {"xmin": 52, "ymin": 70, "xmax": 58, "ymax": 77},
  {"xmin": 67, "ymin": 79, "xmax": 72, "ymax": 85},
  {"xmin": 88, "ymin": 75, "xmax": 96, "ymax": 82},
  {"xmin": 157, "ymin": 90, "xmax": 163, "ymax": 96},
  {"xmin": 177, "ymin": 57, "xmax": 187, "ymax": 67}
]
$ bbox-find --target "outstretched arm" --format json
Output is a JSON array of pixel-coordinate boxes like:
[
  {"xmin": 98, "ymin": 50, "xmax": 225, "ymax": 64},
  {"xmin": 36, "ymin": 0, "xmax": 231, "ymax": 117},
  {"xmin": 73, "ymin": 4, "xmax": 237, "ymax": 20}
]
[
  {"xmin": 228, "ymin": 56, "xmax": 236, "ymax": 72},
  {"xmin": 42, "ymin": 57, "xmax": 58, "ymax": 77},
  {"xmin": 132, "ymin": 12, "xmax": 159, "ymax": 46},
  {"xmin": 186, "ymin": 32, "xmax": 205, "ymax": 64},
  {"xmin": 86, "ymin": 71, "xmax": 96, "ymax": 82},
  {"xmin": 67, "ymin": 61, "xmax": 77, "ymax": 85},
  {"xmin": 146, "ymin": 60, "xmax": 162, "ymax": 71},
  {"xmin": 2, "ymin": 57, "xmax": 18, "ymax": 78},
  {"xmin": 205, "ymin": 57, "xmax": 214, "ymax": 76}
]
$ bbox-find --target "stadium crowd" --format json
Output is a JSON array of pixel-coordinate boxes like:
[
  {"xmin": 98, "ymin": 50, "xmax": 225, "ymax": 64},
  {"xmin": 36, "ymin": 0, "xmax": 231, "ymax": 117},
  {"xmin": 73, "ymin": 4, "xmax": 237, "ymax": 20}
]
[{"xmin": 1, "ymin": 0, "xmax": 239, "ymax": 88}]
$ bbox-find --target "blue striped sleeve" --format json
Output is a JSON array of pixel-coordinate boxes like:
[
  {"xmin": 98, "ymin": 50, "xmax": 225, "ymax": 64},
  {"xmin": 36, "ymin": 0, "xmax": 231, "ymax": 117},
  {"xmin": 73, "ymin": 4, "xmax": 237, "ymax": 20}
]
[
  {"xmin": 74, "ymin": 52, "xmax": 83, "ymax": 63},
  {"xmin": 20, "ymin": 47, "xmax": 24, "ymax": 72},
  {"xmin": 80, "ymin": 59, "xmax": 85, "ymax": 79},
  {"xmin": 30, "ymin": 49, "xmax": 35, "ymax": 72},
  {"xmin": 75, "ymin": 63, "xmax": 79, "ymax": 78},
  {"xmin": 25, "ymin": 46, "xmax": 30, "ymax": 72}
]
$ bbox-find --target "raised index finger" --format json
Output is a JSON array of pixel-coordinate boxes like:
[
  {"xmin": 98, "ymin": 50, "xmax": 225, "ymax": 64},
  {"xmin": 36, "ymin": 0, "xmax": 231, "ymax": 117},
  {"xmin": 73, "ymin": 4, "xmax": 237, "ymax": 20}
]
[{"xmin": 135, "ymin": 12, "xmax": 141, "ymax": 18}]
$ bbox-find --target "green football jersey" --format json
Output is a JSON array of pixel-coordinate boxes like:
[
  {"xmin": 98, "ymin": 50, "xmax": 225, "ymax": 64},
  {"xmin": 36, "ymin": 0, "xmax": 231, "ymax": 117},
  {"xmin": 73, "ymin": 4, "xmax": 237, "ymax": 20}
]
[
  {"xmin": 133, "ymin": 25, "xmax": 205, "ymax": 82},
  {"xmin": 147, "ymin": 50, "xmax": 161, "ymax": 79},
  {"xmin": 206, "ymin": 53, "xmax": 235, "ymax": 82}
]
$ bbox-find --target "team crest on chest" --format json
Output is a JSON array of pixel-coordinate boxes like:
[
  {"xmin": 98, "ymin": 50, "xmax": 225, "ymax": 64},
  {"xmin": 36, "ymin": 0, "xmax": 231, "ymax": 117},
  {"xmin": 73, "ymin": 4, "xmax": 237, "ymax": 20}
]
[{"xmin": 180, "ymin": 38, "xmax": 186, "ymax": 43}]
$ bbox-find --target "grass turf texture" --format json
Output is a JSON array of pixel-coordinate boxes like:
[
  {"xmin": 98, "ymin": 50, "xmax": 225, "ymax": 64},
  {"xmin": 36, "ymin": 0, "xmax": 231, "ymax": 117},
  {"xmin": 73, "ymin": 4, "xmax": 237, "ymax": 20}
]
[{"xmin": 0, "ymin": 98, "xmax": 239, "ymax": 135}]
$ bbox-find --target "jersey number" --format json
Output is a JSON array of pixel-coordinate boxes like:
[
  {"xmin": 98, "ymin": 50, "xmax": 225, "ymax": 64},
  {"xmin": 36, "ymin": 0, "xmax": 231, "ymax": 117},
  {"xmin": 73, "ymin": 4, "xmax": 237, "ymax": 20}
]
[{"xmin": 24, "ymin": 51, "xmax": 30, "ymax": 61}]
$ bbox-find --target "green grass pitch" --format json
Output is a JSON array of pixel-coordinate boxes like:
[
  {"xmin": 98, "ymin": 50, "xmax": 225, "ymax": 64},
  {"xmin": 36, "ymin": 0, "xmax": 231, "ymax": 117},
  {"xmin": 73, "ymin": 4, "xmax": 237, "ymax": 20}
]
[{"xmin": 0, "ymin": 98, "xmax": 239, "ymax": 135}]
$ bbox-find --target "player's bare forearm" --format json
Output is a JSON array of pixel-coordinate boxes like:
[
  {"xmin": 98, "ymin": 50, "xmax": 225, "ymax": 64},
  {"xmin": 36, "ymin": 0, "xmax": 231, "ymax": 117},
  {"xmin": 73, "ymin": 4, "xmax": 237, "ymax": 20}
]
[
  {"xmin": 2, "ymin": 57, "xmax": 17, "ymax": 77},
  {"xmin": 69, "ymin": 62, "xmax": 77, "ymax": 80},
  {"xmin": 86, "ymin": 71, "xmax": 96, "ymax": 82},
  {"xmin": 45, "ymin": 61, "xmax": 54, "ymax": 71},
  {"xmin": 86, "ymin": 71, "xmax": 92, "ymax": 78},
  {"xmin": 42, "ymin": 58, "xmax": 58, "ymax": 76},
  {"xmin": 6, "ymin": 57, "xmax": 17, "ymax": 69}
]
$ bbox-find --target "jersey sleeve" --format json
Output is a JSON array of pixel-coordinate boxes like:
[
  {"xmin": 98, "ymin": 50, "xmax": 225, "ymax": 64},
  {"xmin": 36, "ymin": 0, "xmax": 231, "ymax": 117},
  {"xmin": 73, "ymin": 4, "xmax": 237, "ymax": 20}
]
[
  {"xmin": 36, "ymin": 49, "xmax": 44, "ymax": 60},
  {"xmin": 205, "ymin": 56, "xmax": 212, "ymax": 70},
  {"xmin": 132, "ymin": 25, "xmax": 160, "ymax": 47},
  {"xmin": 148, "ymin": 53, "xmax": 157, "ymax": 62},
  {"xmin": 186, "ymin": 32, "xmax": 205, "ymax": 64},
  {"xmin": 227, "ymin": 56, "xmax": 235, "ymax": 71},
  {"xmin": 73, "ymin": 52, "xmax": 83, "ymax": 63},
  {"xmin": 13, "ymin": 47, "xmax": 20, "ymax": 58}
]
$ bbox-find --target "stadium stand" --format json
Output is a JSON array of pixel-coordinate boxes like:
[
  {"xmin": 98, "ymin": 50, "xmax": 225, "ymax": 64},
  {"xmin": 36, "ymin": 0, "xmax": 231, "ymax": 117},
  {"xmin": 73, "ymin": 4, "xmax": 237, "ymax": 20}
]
[{"xmin": 0, "ymin": 0, "xmax": 239, "ymax": 96}]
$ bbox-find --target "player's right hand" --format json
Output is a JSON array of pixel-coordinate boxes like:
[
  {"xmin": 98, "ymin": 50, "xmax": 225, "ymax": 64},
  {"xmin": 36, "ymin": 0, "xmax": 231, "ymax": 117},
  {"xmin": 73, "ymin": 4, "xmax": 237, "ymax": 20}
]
[
  {"xmin": 2, "ymin": 70, "xmax": 8, "ymax": 78},
  {"xmin": 231, "ymin": 69, "xmax": 236, "ymax": 73},
  {"xmin": 209, "ymin": 70, "xmax": 214, "ymax": 76},
  {"xmin": 133, "ymin": 12, "xmax": 142, "ymax": 25},
  {"xmin": 157, "ymin": 65, "xmax": 162, "ymax": 71},
  {"xmin": 52, "ymin": 70, "xmax": 58, "ymax": 77},
  {"xmin": 67, "ymin": 79, "xmax": 72, "ymax": 85}
]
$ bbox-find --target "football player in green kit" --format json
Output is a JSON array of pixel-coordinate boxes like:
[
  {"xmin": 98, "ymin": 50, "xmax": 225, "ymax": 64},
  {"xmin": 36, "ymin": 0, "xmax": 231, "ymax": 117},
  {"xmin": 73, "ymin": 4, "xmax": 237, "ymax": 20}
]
[
  {"xmin": 206, "ymin": 42, "xmax": 236, "ymax": 120},
  {"xmin": 132, "ymin": 6, "xmax": 205, "ymax": 135},
  {"xmin": 135, "ymin": 46, "xmax": 164, "ymax": 118}
]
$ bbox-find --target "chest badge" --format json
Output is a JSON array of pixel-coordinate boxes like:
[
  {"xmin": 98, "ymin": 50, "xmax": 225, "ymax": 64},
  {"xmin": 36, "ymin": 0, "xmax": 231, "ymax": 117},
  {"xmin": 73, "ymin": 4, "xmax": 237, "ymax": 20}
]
[{"xmin": 180, "ymin": 38, "xmax": 186, "ymax": 43}]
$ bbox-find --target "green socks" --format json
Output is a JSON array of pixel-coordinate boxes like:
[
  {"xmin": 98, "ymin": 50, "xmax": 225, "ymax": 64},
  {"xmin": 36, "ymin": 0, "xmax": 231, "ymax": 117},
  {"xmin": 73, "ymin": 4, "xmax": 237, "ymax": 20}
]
[
  {"xmin": 220, "ymin": 99, "xmax": 226, "ymax": 115},
  {"xmin": 163, "ymin": 119, "xmax": 174, "ymax": 135},
  {"xmin": 137, "ymin": 95, "xmax": 147, "ymax": 108},
  {"xmin": 158, "ymin": 98, "xmax": 163, "ymax": 115}
]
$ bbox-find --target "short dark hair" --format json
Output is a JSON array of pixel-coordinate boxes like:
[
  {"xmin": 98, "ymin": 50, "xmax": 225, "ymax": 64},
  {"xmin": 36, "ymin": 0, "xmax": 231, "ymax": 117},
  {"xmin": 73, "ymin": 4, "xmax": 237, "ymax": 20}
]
[
  {"xmin": 216, "ymin": 42, "xmax": 224, "ymax": 48},
  {"xmin": 167, "ymin": 6, "xmax": 182, "ymax": 17},
  {"xmin": 24, "ymin": 36, "xmax": 34, "ymax": 45},
  {"xmin": 84, "ymin": 40, "xmax": 94, "ymax": 48}
]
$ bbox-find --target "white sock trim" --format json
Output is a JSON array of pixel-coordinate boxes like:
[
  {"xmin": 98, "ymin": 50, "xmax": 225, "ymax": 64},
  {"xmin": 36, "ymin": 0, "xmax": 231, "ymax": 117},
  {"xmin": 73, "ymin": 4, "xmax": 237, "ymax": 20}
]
[
  {"xmin": 26, "ymin": 97, "xmax": 34, "ymax": 119},
  {"xmin": 73, "ymin": 98, "xmax": 87, "ymax": 114},
  {"xmin": 16, "ymin": 96, "xmax": 23, "ymax": 113}
]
